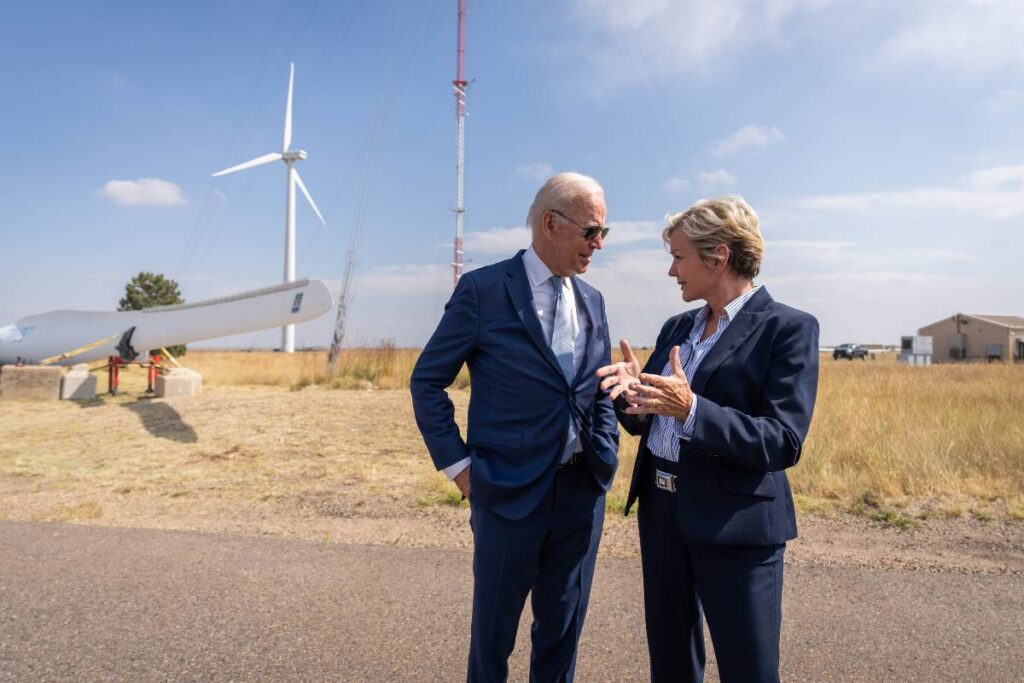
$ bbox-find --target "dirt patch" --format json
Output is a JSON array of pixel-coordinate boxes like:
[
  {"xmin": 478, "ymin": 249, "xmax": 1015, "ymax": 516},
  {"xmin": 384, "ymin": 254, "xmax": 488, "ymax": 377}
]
[{"xmin": 1, "ymin": 386, "xmax": 1021, "ymax": 574}]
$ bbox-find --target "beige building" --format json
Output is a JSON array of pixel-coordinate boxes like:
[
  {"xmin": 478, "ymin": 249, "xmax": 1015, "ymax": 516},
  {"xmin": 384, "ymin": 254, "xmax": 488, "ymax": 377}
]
[{"xmin": 918, "ymin": 314, "xmax": 1024, "ymax": 362}]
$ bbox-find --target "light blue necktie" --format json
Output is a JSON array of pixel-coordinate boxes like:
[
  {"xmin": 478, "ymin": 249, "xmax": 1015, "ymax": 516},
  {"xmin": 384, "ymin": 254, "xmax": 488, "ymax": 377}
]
[{"xmin": 551, "ymin": 276, "xmax": 578, "ymax": 460}]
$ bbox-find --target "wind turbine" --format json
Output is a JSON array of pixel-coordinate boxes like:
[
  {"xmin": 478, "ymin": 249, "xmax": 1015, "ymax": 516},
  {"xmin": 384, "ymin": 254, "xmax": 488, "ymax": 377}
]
[{"xmin": 212, "ymin": 62, "xmax": 326, "ymax": 353}]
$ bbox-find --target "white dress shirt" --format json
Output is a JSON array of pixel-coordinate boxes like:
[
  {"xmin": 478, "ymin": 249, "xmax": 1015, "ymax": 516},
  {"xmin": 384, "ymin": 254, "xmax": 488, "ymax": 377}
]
[{"xmin": 647, "ymin": 285, "xmax": 762, "ymax": 461}]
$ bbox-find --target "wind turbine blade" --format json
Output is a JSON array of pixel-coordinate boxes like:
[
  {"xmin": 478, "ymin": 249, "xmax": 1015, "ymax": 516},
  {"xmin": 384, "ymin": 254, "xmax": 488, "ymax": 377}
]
[
  {"xmin": 283, "ymin": 63, "xmax": 294, "ymax": 151},
  {"xmin": 211, "ymin": 152, "xmax": 283, "ymax": 177},
  {"xmin": 294, "ymin": 171, "xmax": 326, "ymax": 225}
]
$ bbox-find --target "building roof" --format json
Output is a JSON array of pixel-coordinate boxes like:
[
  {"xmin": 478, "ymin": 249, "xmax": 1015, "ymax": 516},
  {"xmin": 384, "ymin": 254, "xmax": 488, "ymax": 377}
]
[
  {"xmin": 964, "ymin": 314, "xmax": 1024, "ymax": 329},
  {"xmin": 918, "ymin": 314, "xmax": 1024, "ymax": 333}
]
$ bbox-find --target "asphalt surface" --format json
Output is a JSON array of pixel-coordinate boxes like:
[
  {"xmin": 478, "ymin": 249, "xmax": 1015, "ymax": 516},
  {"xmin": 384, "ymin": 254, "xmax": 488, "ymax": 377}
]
[{"xmin": 1, "ymin": 521, "xmax": 1021, "ymax": 682}]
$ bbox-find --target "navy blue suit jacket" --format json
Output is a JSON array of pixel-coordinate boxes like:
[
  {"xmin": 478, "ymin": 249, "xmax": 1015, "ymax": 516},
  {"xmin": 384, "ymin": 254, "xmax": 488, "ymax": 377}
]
[
  {"xmin": 620, "ymin": 287, "xmax": 819, "ymax": 545},
  {"xmin": 411, "ymin": 251, "xmax": 619, "ymax": 520}
]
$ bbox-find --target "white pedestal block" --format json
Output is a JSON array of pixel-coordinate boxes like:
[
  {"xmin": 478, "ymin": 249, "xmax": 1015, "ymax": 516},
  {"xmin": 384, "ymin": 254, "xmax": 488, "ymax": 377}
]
[
  {"xmin": 61, "ymin": 364, "xmax": 97, "ymax": 400},
  {"xmin": 155, "ymin": 369, "xmax": 203, "ymax": 398}
]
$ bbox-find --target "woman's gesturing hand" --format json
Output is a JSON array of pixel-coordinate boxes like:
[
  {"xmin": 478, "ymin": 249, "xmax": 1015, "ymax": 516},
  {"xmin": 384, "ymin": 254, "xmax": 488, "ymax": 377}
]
[
  {"xmin": 623, "ymin": 345, "xmax": 695, "ymax": 420},
  {"xmin": 596, "ymin": 339, "xmax": 642, "ymax": 400}
]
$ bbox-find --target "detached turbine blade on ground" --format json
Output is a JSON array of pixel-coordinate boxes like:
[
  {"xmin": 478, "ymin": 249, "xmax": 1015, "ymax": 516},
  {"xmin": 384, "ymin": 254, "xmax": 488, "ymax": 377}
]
[
  {"xmin": 211, "ymin": 152, "xmax": 283, "ymax": 177},
  {"xmin": 283, "ymin": 62, "xmax": 294, "ymax": 152},
  {"xmin": 294, "ymin": 171, "xmax": 325, "ymax": 226}
]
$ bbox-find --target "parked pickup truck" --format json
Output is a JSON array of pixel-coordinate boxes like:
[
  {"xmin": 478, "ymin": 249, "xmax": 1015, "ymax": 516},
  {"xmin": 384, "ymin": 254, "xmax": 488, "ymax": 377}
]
[{"xmin": 833, "ymin": 343, "xmax": 869, "ymax": 360}]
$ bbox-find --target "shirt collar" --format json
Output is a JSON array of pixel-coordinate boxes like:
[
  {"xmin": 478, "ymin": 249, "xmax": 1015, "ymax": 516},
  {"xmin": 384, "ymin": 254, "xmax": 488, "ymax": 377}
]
[
  {"xmin": 724, "ymin": 284, "xmax": 761, "ymax": 320},
  {"xmin": 523, "ymin": 245, "xmax": 557, "ymax": 289},
  {"xmin": 694, "ymin": 285, "xmax": 762, "ymax": 327}
]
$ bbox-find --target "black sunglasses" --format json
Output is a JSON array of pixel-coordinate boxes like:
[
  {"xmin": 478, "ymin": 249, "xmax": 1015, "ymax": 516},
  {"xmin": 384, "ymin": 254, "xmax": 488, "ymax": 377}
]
[{"xmin": 549, "ymin": 209, "xmax": 610, "ymax": 241}]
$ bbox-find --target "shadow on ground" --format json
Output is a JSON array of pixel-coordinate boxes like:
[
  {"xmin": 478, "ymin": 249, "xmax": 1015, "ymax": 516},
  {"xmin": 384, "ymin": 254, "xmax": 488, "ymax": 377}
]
[{"xmin": 120, "ymin": 399, "xmax": 198, "ymax": 443}]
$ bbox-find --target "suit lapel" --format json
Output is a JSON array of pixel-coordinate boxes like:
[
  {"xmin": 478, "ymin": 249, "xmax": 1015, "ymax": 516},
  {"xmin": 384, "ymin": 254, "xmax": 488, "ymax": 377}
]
[
  {"xmin": 504, "ymin": 253, "xmax": 564, "ymax": 379},
  {"xmin": 645, "ymin": 312, "xmax": 695, "ymax": 375},
  {"xmin": 690, "ymin": 287, "xmax": 772, "ymax": 395}
]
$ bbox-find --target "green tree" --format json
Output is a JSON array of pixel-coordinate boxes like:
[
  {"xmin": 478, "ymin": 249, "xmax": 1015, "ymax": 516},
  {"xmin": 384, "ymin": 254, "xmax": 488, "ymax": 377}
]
[{"xmin": 118, "ymin": 271, "xmax": 187, "ymax": 358}]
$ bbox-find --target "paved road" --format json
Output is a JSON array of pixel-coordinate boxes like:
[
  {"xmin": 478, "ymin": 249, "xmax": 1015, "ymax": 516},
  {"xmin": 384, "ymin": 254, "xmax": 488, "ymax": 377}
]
[{"xmin": 1, "ymin": 521, "xmax": 1021, "ymax": 682}]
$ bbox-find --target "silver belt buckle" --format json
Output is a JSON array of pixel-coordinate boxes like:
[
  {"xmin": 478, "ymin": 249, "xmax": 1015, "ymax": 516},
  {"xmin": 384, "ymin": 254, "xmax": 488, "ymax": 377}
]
[{"xmin": 655, "ymin": 469, "xmax": 677, "ymax": 493}]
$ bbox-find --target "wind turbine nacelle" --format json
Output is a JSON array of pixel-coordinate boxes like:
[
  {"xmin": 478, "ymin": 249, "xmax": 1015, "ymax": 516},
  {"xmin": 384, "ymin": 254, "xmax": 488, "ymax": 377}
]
[{"xmin": 283, "ymin": 150, "xmax": 308, "ymax": 161}]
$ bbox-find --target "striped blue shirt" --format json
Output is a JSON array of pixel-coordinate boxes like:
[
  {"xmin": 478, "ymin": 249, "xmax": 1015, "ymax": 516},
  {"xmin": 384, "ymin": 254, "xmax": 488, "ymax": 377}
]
[{"xmin": 647, "ymin": 286, "xmax": 761, "ymax": 462}]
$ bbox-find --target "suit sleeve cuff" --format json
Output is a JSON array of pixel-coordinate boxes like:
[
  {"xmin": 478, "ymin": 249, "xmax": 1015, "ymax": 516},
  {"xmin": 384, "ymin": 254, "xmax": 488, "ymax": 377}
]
[{"xmin": 442, "ymin": 457, "xmax": 471, "ymax": 480}]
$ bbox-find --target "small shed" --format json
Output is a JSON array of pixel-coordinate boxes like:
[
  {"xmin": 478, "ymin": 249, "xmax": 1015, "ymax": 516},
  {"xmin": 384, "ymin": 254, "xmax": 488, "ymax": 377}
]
[
  {"xmin": 917, "ymin": 314, "xmax": 1024, "ymax": 362},
  {"xmin": 899, "ymin": 336, "xmax": 933, "ymax": 366}
]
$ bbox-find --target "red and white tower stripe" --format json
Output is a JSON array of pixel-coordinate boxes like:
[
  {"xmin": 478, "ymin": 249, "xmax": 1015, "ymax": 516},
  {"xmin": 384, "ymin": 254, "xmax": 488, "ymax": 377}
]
[{"xmin": 452, "ymin": 0, "xmax": 468, "ymax": 287}]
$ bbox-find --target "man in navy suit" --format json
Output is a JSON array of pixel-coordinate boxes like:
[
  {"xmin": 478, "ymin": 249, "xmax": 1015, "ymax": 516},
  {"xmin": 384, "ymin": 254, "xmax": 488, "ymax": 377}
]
[
  {"xmin": 411, "ymin": 172, "xmax": 619, "ymax": 682},
  {"xmin": 598, "ymin": 196, "xmax": 819, "ymax": 682}
]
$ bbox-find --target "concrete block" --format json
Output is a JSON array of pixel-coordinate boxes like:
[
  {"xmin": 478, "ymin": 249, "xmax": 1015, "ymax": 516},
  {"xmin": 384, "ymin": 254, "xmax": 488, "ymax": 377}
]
[
  {"xmin": 61, "ymin": 364, "xmax": 97, "ymax": 400},
  {"xmin": 0, "ymin": 365, "xmax": 64, "ymax": 400},
  {"xmin": 155, "ymin": 368, "xmax": 202, "ymax": 398}
]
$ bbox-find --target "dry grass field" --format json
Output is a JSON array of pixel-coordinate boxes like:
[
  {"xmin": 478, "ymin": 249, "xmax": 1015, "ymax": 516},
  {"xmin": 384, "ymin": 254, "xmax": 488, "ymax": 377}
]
[
  {"xmin": 1, "ymin": 347, "xmax": 1022, "ymax": 564},
  {"xmin": 177, "ymin": 347, "xmax": 1024, "ymax": 514}
]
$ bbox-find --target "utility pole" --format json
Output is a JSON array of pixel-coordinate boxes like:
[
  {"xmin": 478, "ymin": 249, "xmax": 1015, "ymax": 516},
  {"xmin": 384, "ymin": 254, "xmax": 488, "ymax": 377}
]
[{"xmin": 326, "ymin": 244, "xmax": 356, "ymax": 373}]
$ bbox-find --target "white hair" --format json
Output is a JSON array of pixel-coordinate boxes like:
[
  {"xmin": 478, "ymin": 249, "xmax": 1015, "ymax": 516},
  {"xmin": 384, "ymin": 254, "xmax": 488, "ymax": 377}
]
[{"xmin": 526, "ymin": 172, "xmax": 604, "ymax": 231}]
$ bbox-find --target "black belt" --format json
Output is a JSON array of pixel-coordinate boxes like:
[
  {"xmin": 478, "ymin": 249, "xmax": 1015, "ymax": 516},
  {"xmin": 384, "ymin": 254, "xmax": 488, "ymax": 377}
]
[
  {"xmin": 654, "ymin": 468, "xmax": 677, "ymax": 492},
  {"xmin": 644, "ymin": 445, "xmax": 678, "ymax": 492}
]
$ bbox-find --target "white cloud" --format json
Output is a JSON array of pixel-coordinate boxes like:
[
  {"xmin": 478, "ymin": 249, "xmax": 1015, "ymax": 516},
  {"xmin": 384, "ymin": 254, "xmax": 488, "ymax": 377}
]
[
  {"xmin": 697, "ymin": 169, "xmax": 738, "ymax": 188},
  {"xmin": 761, "ymin": 269, "xmax": 1022, "ymax": 346},
  {"xmin": 606, "ymin": 220, "xmax": 665, "ymax": 246},
  {"xmin": 97, "ymin": 178, "xmax": 187, "ymax": 206},
  {"xmin": 462, "ymin": 226, "xmax": 531, "ymax": 255},
  {"xmin": 124, "ymin": 250, "xmax": 1024, "ymax": 351},
  {"xmin": 461, "ymin": 219, "xmax": 662, "ymax": 258},
  {"xmin": 663, "ymin": 177, "xmax": 691, "ymax": 192},
  {"xmin": 711, "ymin": 125, "xmax": 785, "ymax": 156},
  {"xmin": 764, "ymin": 239, "xmax": 983, "ymax": 276},
  {"xmin": 663, "ymin": 171, "xmax": 737, "ymax": 194},
  {"xmin": 333, "ymin": 251, "xmax": 1018, "ymax": 349},
  {"xmin": 664, "ymin": 169, "xmax": 736, "ymax": 195},
  {"xmin": 570, "ymin": 1, "xmax": 1024, "ymax": 93},
  {"xmin": 320, "ymin": 264, "xmax": 457, "ymax": 347},
  {"xmin": 516, "ymin": 162, "xmax": 554, "ymax": 181},
  {"xmin": 337, "ymin": 254, "xmax": 686, "ymax": 348},
  {"xmin": 964, "ymin": 164, "xmax": 1024, "ymax": 190},
  {"xmin": 787, "ymin": 187, "xmax": 1024, "ymax": 219},
  {"xmin": 584, "ymin": 248, "xmax": 696, "ymax": 345},
  {"xmin": 171, "ymin": 226, "xmax": 1021, "ymax": 352},
  {"xmin": 873, "ymin": 0, "xmax": 1024, "ymax": 77},
  {"xmin": 569, "ymin": 0, "xmax": 832, "ymax": 85},
  {"xmin": 980, "ymin": 88, "xmax": 1024, "ymax": 114},
  {"xmin": 780, "ymin": 164, "xmax": 1024, "ymax": 219},
  {"xmin": 767, "ymin": 239, "xmax": 855, "ymax": 261}
]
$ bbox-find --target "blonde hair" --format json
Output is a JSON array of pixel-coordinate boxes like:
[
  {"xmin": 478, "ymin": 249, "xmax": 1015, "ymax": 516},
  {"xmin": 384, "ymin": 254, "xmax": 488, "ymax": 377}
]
[{"xmin": 662, "ymin": 195, "xmax": 763, "ymax": 280}]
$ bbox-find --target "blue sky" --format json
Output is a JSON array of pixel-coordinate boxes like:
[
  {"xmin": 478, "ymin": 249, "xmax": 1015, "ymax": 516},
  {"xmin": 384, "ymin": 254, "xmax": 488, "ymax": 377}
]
[{"xmin": 2, "ymin": 0, "xmax": 1023, "ymax": 349}]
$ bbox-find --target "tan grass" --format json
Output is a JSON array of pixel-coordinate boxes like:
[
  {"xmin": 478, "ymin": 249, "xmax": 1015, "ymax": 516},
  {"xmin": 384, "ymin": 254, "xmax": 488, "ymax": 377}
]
[
  {"xmin": 794, "ymin": 353, "xmax": 1024, "ymax": 502},
  {"xmin": 35, "ymin": 501, "xmax": 103, "ymax": 522},
  {"xmin": 9, "ymin": 348, "xmax": 1024, "ymax": 517},
  {"xmin": 414, "ymin": 472, "xmax": 469, "ymax": 509},
  {"xmin": 154, "ymin": 345, "xmax": 466, "ymax": 390}
]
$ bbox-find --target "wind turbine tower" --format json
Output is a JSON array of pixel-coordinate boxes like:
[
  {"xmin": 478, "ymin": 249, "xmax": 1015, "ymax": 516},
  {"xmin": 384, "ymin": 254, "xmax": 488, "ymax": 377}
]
[{"xmin": 213, "ymin": 63, "xmax": 326, "ymax": 353}]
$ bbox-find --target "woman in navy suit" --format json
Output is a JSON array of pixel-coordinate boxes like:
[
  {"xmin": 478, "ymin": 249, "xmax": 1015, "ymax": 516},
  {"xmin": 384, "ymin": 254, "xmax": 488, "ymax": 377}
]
[{"xmin": 597, "ymin": 196, "xmax": 819, "ymax": 682}]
